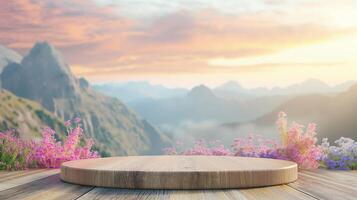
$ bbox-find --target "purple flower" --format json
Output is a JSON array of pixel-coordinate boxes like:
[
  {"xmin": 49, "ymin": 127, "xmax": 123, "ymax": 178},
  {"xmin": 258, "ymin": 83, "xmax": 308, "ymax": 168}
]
[{"xmin": 322, "ymin": 137, "xmax": 357, "ymax": 170}]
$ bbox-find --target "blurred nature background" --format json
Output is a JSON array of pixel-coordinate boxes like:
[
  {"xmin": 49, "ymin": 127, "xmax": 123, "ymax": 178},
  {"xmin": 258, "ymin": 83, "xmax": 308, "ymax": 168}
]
[{"xmin": 0, "ymin": 0, "xmax": 357, "ymax": 156}]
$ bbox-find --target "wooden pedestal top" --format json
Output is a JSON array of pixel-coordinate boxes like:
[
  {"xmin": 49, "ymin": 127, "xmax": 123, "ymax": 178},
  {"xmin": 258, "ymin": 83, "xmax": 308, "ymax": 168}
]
[{"xmin": 61, "ymin": 156, "xmax": 298, "ymax": 189}]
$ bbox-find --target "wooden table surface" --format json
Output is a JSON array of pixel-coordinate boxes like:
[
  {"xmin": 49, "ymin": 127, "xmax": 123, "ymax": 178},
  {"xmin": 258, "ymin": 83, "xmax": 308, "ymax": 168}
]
[
  {"xmin": 61, "ymin": 156, "xmax": 298, "ymax": 189},
  {"xmin": 0, "ymin": 168, "xmax": 356, "ymax": 200}
]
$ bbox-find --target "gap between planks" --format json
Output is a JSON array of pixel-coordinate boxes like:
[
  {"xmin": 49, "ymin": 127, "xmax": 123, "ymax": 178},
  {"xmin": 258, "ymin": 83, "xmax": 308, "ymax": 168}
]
[
  {"xmin": 287, "ymin": 171, "xmax": 357, "ymax": 200},
  {"xmin": 0, "ymin": 174, "xmax": 94, "ymax": 200},
  {"xmin": 0, "ymin": 169, "xmax": 59, "ymax": 192},
  {"xmin": 76, "ymin": 185, "xmax": 316, "ymax": 200}
]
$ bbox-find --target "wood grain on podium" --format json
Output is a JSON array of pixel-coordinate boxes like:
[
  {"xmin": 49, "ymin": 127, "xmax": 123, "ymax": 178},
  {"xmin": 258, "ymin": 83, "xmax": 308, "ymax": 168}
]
[{"xmin": 60, "ymin": 156, "xmax": 298, "ymax": 189}]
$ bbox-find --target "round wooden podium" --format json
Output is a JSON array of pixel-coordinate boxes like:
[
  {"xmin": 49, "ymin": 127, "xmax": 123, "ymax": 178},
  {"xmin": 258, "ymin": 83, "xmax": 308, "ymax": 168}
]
[{"xmin": 60, "ymin": 156, "xmax": 297, "ymax": 189}]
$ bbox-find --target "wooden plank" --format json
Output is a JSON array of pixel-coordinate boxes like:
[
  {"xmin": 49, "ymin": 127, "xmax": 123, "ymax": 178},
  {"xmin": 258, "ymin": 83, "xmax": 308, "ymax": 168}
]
[
  {"xmin": 237, "ymin": 185, "xmax": 317, "ymax": 200},
  {"xmin": 78, "ymin": 185, "xmax": 315, "ymax": 200},
  {"xmin": 0, "ymin": 169, "xmax": 46, "ymax": 181},
  {"xmin": 61, "ymin": 156, "xmax": 297, "ymax": 189},
  {"xmin": 77, "ymin": 188, "xmax": 236, "ymax": 200},
  {"xmin": 288, "ymin": 172, "xmax": 357, "ymax": 200},
  {"xmin": 0, "ymin": 170, "xmax": 15, "ymax": 177},
  {"xmin": 301, "ymin": 169, "xmax": 357, "ymax": 188},
  {"xmin": 77, "ymin": 188, "xmax": 169, "ymax": 200},
  {"xmin": 0, "ymin": 169, "xmax": 59, "ymax": 191},
  {"xmin": 0, "ymin": 174, "xmax": 93, "ymax": 200}
]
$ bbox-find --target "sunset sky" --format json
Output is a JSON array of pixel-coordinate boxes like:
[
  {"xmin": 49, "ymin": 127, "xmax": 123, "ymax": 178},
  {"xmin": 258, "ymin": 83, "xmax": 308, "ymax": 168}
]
[{"xmin": 1, "ymin": 0, "xmax": 357, "ymax": 88}]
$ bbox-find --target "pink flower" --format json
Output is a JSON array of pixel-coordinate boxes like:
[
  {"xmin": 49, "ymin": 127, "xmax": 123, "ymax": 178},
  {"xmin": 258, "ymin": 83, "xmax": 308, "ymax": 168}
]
[
  {"xmin": 33, "ymin": 125, "xmax": 99, "ymax": 168},
  {"xmin": 0, "ymin": 130, "xmax": 35, "ymax": 170},
  {"xmin": 0, "ymin": 118, "xmax": 99, "ymax": 170},
  {"xmin": 163, "ymin": 112, "xmax": 323, "ymax": 170},
  {"xmin": 73, "ymin": 117, "xmax": 81, "ymax": 124},
  {"xmin": 64, "ymin": 120, "xmax": 71, "ymax": 127}
]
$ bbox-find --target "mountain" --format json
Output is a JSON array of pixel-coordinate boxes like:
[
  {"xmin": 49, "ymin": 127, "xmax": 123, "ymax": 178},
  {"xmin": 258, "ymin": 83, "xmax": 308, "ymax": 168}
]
[
  {"xmin": 93, "ymin": 81, "xmax": 187, "ymax": 104},
  {"xmin": 0, "ymin": 44, "xmax": 22, "ymax": 72},
  {"xmin": 1, "ymin": 42, "xmax": 79, "ymax": 111},
  {"xmin": 187, "ymin": 85, "xmax": 217, "ymax": 100},
  {"xmin": 334, "ymin": 81, "xmax": 356, "ymax": 92},
  {"xmin": 0, "ymin": 45, "xmax": 22, "ymax": 90},
  {"xmin": 215, "ymin": 81, "xmax": 244, "ymax": 92},
  {"xmin": 129, "ymin": 84, "xmax": 291, "ymax": 126},
  {"xmin": 214, "ymin": 79, "xmax": 355, "ymax": 100},
  {"xmin": 0, "ymin": 90, "xmax": 66, "ymax": 141},
  {"xmin": 129, "ymin": 85, "xmax": 236, "ymax": 125},
  {"xmin": 214, "ymin": 81, "xmax": 254, "ymax": 100},
  {"xmin": 1, "ymin": 42, "xmax": 171, "ymax": 156},
  {"xmin": 270, "ymin": 79, "xmax": 332, "ymax": 95},
  {"xmin": 226, "ymin": 84, "xmax": 357, "ymax": 142}
]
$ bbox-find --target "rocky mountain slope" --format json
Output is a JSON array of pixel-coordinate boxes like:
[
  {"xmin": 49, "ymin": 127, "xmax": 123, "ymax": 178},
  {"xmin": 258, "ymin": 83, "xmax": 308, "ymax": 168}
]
[
  {"xmin": 1, "ymin": 42, "xmax": 171, "ymax": 156},
  {"xmin": 0, "ymin": 90, "xmax": 66, "ymax": 141}
]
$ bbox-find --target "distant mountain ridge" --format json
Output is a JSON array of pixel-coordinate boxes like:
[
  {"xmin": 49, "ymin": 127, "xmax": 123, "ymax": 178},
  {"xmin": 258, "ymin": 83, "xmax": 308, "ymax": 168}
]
[
  {"xmin": 214, "ymin": 79, "xmax": 355, "ymax": 100},
  {"xmin": 226, "ymin": 84, "xmax": 357, "ymax": 141},
  {"xmin": 0, "ymin": 44, "xmax": 22, "ymax": 72},
  {"xmin": 95, "ymin": 79, "xmax": 355, "ymax": 108},
  {"xmin": 187, "ymin": 85, "xmax": 217, "ymax": 99},
  {"xmin": 128, "ymin": 84, "xmax": 292, "ymax": 126},
  {"xmin": 0, "ymin": 44, "xmax": 22, "ymax": 89},
  {"xmin": 118, "ymin": 79, "xmax": 356, "ymax": 134},
  {"xmin": 1, "ymin": 42, "xmax": 171, "ymax": 156}
]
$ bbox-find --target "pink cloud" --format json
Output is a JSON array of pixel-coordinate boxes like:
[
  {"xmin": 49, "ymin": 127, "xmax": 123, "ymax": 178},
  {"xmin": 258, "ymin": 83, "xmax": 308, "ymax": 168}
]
[{"xmin": 0, "ymin": 0, "xmax": 354, "ymax": 80}]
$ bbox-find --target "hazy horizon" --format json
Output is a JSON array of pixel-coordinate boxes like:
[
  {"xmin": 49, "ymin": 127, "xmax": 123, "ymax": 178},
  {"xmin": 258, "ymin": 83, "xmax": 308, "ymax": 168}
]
[{"xmin": 92, "ymin": 78, "xmax": 357, "ymax": 90}]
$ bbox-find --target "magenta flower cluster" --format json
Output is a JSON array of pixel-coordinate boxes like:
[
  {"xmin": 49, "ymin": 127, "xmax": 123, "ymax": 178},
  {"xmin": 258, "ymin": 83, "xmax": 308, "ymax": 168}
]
[
  {"xmin": 34, "ymin": 119, "xmax": 99, "ymax": 168},
  {"xmin": 164, "ymin": 112, "xmax": 343, "ymax": 170},
  {"xmin": 0, "ymin": 130, "xmax": 35, "ymax": 170},
  {"xmin": 0, "ymin": 118, "xmax": 99, "ymax": 170}
]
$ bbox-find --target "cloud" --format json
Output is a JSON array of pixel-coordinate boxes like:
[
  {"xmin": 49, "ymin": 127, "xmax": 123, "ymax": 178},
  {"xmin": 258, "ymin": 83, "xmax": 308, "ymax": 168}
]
[
  {"xmin": 130, "ymin": 11, "xmax": 196, "ymax": 44},
  {"xmin": 0, "ymin": 0, "xmax": 130, "ymax": 54},
  {"xmin": 0, "ymin": 0, "xmax": 356, "ymax": 86}
]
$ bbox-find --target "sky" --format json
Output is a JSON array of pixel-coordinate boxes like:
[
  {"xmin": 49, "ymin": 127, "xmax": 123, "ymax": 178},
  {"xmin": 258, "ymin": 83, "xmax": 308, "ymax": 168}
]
[{"xmin": 0, "ymin": 0, "xmax": 357, "ymax": 88}]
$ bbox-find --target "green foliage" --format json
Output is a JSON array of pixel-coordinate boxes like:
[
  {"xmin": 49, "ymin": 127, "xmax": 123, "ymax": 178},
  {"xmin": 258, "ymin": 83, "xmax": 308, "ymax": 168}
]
[
  {"xmin": 26, "ymin": 104, "xmax": 33, "ymax": 110},
  {"xmin": 0, "ymin": 119, "xmax": 99, "ymax": 170},
  {"xmin": 0, "ymin": 91, "xmax": 67, "ymax": 142},
  {"xmin": 35, "ymin": 110, "xmax": 55, "ymax": 128},
  {"xmin": 92, "ymin": 145, "xmax": 111, "ymax": 157},
  {"xmin": 0, "ymin": 132, "xmax": 34, "ymax": 170}
]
